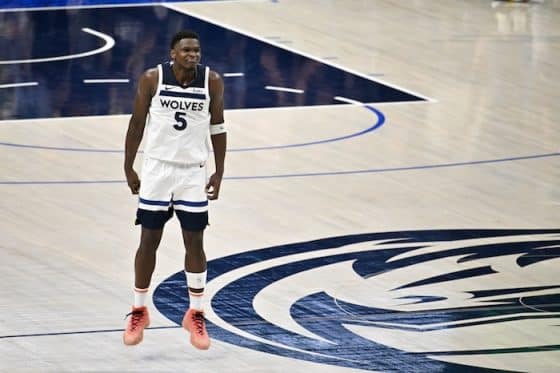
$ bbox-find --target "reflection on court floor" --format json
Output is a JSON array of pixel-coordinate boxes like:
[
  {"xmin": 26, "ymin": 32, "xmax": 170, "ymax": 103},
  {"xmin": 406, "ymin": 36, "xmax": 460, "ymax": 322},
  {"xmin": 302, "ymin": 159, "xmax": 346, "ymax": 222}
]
[
  {"xmin": 0, "ymin": 5, "xmax": 423, "ymax": 120},
  {"xmin": 0, "ymin": 1, "xmax": 558, "ymax": 372}
]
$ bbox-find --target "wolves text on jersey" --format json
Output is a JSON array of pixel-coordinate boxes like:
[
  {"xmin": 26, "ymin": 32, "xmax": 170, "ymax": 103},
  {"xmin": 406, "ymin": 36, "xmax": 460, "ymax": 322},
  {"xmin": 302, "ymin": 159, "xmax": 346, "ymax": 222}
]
[{"xmin": 160, "ymin": 99, "xmax": 204, "ymax": 111}]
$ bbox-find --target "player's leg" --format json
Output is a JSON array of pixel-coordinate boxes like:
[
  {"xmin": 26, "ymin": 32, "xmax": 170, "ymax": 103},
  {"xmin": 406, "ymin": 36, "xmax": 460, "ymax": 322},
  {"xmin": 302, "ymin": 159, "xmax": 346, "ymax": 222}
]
[
  {"xmin": 135, "ymin": 226, "xmax": 165, "ymax": 289},
  {"xmin": 183, "ymin": 229, "xmax": 207, "ymax": 302},
  {"xmin": 123, "ymin": 224, "xmax": 168, "ymax": 345},
  {"xmin": 177, "ymin": 217, "xmax": 210, "ymax": 350},
  {"xmin": 124, "ymin": 158, "xmax": 173, "ymax": 346},
  {"xmin": 174, "ymin": 163, "xmax": 211, "ymax": 349}
]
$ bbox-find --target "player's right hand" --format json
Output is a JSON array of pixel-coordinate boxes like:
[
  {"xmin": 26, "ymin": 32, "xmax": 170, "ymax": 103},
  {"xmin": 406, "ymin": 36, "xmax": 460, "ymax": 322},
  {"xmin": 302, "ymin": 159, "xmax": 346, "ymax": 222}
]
[{"xmin": 125, "ymin": 169, "xmax": 141, "ymax": 194}]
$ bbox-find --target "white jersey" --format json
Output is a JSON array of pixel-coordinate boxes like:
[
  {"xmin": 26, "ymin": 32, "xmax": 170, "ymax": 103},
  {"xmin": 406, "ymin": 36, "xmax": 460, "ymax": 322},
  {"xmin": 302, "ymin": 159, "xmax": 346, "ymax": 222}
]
[{"xmin": 143, "ymin": 62, "xmax": 211, "ymax": 164}]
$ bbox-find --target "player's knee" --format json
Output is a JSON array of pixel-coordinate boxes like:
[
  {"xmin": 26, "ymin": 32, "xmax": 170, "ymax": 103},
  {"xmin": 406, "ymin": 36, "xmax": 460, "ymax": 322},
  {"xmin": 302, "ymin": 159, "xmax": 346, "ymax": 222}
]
[
  {"xmin": 182, "ymin": 230, "xmax": 204, "ymax": 251},
  {"xmin": 138, "ymin": 225, "xmax": 164, "ymax": 253},
  {"xmin": 190, "ymin": 231, "xmax": 204, "ymax": 250},
  {"xmin": 138, "ymin": 243, "xmax": 158, "ymax": 254}
]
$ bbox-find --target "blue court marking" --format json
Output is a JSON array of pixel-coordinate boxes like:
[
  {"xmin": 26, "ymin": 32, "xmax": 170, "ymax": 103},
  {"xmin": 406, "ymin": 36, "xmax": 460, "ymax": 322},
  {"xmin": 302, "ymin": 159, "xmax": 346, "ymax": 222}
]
[
  {"xmin": 151, "ymin": 229, "xmax": 560, "ymax": 372},
  {"xmin": 0, "ymin": 0, "xmax": 216, "ymax": 10},
  {"xmin": 0, "ymin": 6, "xmax": 423, "ymax": 120},
  {"xmin": 233, "ymin": 105, "xmax": 385, "ymax": 151},
  {"xmin": 0, "ymin": 325, "xmax": 180, "ymax": 339},
  {"xmin": 0, "ymin": 152, "xmax": 558, "ymax": 185},
  {"xmin": 0, "ymin": 105, "xmax": 384, "ymax": 153},
  {"xmin": 223, "ymin": 152, "xmax": 560, "ymax": 180},
  {"xmin": 1, "ymin": 227, "xmax": 558, "ymax": 373}
]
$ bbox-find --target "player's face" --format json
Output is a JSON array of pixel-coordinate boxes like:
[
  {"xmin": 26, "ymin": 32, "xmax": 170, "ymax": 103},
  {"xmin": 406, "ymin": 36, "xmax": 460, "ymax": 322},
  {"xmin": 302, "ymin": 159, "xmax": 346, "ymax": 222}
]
[{"xmin": 171, "ymin": 38, "xmax": 201, "ymax": 69}]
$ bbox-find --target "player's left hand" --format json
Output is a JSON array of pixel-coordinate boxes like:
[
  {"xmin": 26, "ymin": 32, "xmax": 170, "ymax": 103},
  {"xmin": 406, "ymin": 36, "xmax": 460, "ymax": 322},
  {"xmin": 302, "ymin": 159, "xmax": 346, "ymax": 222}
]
[{"xmin": 206, "ymin": 173, "xmax": 223, "ymax": 200}]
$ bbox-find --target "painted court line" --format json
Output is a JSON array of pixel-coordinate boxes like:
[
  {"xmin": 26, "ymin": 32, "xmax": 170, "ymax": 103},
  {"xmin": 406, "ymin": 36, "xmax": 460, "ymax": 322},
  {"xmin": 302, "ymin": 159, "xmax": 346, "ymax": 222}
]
[
  {"xmin": 164, "ymin": 3, "xmax": 436, "ymax": 103},
  {"xmin": 0, "ymin": 2, "xmax": 172, "ymax": 12},
  {"xmin": 0, "ymin": 28, "xmax": 114, "ymax": 65},
  {"xmin": 83, "ymin": 79, "xmax": 130, "ymax": 84},
  {"xmin": 0, "ymin": 100, "xmax": 384, "ymax": 152},
  {"xmin": 0, "ymin": 325, "xmax": 180, "ymax": 339},
  {"xmin": 1, "ymin": 153, "xmax": 558, "ymax": 185},
  {"xmin": 0, "ymin": 82, "xmax": 38, "ymax": 89},
  {"xmin": 265, "ymin": 86, "xmax": 304, "ymax": 94},
  {"xmin": 334, "ymin": 96, "xmax": 363, "ymax": 105},
  {"xmin": 223, "ymin": 72, "xmax": 245, "ymax": 77}
]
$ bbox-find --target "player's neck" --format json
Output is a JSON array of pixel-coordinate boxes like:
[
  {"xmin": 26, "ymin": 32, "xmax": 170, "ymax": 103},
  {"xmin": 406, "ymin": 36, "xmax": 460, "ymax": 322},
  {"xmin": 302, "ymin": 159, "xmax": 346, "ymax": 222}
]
[{"xmin": 172, "ymin": 64, "xmax": 196, "ymax": 87}]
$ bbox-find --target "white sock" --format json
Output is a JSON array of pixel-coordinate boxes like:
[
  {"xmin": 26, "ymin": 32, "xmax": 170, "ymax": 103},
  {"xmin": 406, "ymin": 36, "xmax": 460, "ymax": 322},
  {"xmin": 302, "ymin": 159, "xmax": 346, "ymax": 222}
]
[
  {"xmin": 185, "ymin": 270, "xmax": 207, "ymax": 311},
  {"xmin": 189, "ymin": 291, "xmax": 204, "ymax": 311},
  {"xmin": 134, "ymin": 287, "xmax": 149, "ymax": 307}
]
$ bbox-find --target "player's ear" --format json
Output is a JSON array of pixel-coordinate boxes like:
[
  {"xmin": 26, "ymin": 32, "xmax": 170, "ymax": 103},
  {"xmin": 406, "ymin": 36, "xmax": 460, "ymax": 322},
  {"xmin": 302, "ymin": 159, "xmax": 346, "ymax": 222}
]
[{"xmin": 170, "ymin": 49, "xmax": 176, "ymax": 60}]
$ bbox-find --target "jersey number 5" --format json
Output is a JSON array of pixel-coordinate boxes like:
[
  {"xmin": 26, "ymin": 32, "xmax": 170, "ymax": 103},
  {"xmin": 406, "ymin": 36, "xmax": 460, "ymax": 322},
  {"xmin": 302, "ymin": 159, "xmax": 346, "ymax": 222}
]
[{"xmin": 173, "ymin": 111, "xmax": 187, "ymax": 131}]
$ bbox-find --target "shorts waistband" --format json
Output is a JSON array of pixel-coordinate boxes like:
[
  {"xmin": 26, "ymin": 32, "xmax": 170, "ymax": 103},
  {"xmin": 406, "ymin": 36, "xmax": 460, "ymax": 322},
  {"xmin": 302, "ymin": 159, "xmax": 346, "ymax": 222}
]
[{"xmin": 147, "ymin": 157, "xmax": 206, "ymax": 168}]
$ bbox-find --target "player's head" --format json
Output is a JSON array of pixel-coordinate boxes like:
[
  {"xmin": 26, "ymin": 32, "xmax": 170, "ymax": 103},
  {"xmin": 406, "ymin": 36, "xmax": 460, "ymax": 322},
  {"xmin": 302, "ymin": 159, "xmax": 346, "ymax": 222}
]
[
  {"xmin": 170, "ymin": 30, "xmax": 201, "ymax": 69},
  {"xmin": 170, "ymin": 30, "xmax": 199, "ymax": 49}
]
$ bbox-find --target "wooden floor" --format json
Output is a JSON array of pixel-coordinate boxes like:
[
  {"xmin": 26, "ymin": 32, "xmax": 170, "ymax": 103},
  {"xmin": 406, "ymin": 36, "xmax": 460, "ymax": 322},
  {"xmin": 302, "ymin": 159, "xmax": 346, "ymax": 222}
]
[{"xmin": 1, "ymin": 0, "xmax": 559, "ymax": 372}]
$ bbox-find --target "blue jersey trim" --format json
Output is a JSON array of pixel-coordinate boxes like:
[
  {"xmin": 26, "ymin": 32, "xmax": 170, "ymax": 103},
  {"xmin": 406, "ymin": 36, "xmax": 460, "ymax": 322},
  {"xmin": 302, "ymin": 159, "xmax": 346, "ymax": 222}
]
[
  {"xmin": 162, "ymin": 62, "xmax": 205, "ymax": 88},
  {"xmin": 139, "ymin": 197, "xmax": 171, "ymax": 206},
  {"xmin": 173, "ymin": 200, "xmax": 208, "ymax": 207},
  {"xmin": 159, "ymin": 90, "xmax": 206, "ymax": 100}
]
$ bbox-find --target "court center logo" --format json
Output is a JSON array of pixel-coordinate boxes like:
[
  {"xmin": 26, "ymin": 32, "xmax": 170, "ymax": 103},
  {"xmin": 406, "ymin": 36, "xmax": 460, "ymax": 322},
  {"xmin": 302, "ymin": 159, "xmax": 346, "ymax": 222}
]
[{"xmin": 154, "ymin": 229, "xmax": 560, "ymax": 372}]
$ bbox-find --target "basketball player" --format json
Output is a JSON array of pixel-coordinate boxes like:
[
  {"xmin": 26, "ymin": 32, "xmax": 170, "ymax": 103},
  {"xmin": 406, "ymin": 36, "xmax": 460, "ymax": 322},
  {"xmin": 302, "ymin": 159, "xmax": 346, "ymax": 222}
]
[{"xmin": 122, "ymin": 30, "xmax": 226, "ymax": 350}]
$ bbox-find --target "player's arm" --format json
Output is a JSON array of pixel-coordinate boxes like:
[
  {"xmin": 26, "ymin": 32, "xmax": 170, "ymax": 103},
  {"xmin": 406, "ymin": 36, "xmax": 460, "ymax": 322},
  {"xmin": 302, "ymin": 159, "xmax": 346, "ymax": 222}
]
[
  {"xmin": 124, "ymin": 68, "xmax": 157, "ymax": 194},
  {"xmin": 206, "ymin": 70, "xmax": 226, "ymax": 200}
]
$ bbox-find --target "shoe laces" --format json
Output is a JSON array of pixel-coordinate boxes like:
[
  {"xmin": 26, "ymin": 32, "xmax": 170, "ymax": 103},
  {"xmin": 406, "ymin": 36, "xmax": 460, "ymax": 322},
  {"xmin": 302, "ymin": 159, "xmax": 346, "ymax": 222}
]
[
  {"xmin": 191, "ymin": 311, "xmax": 206, "ymax": 335},
  {"xmin": 125, "ymin": 309, "xmax": 145, "ymax": 331}
]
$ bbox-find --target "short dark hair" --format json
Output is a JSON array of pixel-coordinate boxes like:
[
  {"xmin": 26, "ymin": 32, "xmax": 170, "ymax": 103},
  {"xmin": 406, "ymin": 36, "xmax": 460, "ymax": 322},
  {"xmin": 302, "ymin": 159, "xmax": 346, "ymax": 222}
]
[{"xmin": 170, "ymin": 30, "xmax": 200, "ymax": 49}]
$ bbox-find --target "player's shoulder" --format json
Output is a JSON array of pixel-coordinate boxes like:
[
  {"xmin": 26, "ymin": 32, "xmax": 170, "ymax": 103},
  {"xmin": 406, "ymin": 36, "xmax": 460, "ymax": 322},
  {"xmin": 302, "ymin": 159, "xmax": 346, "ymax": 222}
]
[
  {"xmin": 208, "ymin": 69, "xmax": 222, "ymax": 82},
  {"xmin": 142, "ymin": 67, "xmax": 159, "ymax": 80},
  {"xmin": 138, "ymin": 67, "xmax": 159, "ymax": 90},
  {"xmin": 136, "ymin": 67, "xmax": 159, "ymax": 96}
]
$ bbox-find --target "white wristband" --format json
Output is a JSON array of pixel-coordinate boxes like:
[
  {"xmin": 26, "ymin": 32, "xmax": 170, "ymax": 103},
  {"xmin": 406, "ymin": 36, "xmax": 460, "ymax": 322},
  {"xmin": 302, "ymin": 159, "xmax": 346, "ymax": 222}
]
[{"xmin": 210, "ymin": 123, "xmax": 226, "ymax": 135}]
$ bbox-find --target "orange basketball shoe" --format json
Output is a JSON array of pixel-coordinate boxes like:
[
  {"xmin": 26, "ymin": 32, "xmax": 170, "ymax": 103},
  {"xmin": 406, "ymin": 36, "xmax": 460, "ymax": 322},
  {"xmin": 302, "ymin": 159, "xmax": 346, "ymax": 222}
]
[
  {"xmin": 182, "ymin": 308, "xmax": 210, "ymax": 350},
  {"xmin": 123, "ymin": 306, "xmax": 150, "ymax": 345}
]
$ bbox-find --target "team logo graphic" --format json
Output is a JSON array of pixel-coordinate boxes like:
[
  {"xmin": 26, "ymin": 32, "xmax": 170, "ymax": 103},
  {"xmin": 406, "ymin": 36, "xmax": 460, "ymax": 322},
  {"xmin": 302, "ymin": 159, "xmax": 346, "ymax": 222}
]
[{"xmin": 154, "ymin": 229, "xmax": 560, "ymax": 372}]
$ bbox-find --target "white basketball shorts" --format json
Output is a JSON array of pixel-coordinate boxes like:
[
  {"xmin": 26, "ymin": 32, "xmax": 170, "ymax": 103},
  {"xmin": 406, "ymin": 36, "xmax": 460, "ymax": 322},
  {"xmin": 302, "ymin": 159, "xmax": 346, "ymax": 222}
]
[{"xmin": 136, "ymin": 157, "xmax": 209, "ymax": 230}]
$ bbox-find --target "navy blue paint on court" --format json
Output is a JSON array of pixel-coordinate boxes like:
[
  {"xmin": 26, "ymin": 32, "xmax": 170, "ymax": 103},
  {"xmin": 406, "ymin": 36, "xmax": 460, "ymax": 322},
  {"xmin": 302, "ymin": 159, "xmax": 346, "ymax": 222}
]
[
  {"xmin": 153, "ymin": 229, "xmax": 560, "ymax": 372},
  {"xmin": 0, "ymin": 0, "xmax": 215, "ymax": 9},
  {"xmin": 0, "ymin": 6, "xmax": 423, "ymax": 120},
  {"xmin": 1, "ymin": 228, "xmax": 558, "ymax": 373}
]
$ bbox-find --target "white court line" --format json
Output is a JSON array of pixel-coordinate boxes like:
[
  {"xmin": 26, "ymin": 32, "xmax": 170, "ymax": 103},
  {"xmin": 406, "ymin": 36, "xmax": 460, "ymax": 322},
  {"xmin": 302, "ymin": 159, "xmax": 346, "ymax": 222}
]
[
  {"xmin": 0, "ymin": 28, "xmax": 114, "ymax": 65},
  {"xmin": 164, "ymin": 3, "xmax": 436, "ymax": 103},
  {"xmin": 0, "ymin": 114, "xmax": 130, "ymax": 125},
  {"xmin": 265, "ymin": 86, "xmax": 304, "ymax": 94},
  {"xmin": 0, "ymin": 82, "xmax": 38, "ymax": 89},
  {"xmin": 83, "ymin": 79, "xmax": 130, "ymax": 84},
  {"xmin": 223, "ymin": 72, "xmax": 245, "ymax": 77},
  {"xmin": 2, "ymin": 2, "xmax": 435, "ymax": 102},
  {"xmin": 227, "ymin": 99, "xmax": 438, "ymax": 112},
  {"xmin": 519, "ymin": 297, "xmax": 549, "ymax": 313},
  {"xmin": 334, "ymin": 96, "xmax": 364, "ymax": 105}
]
